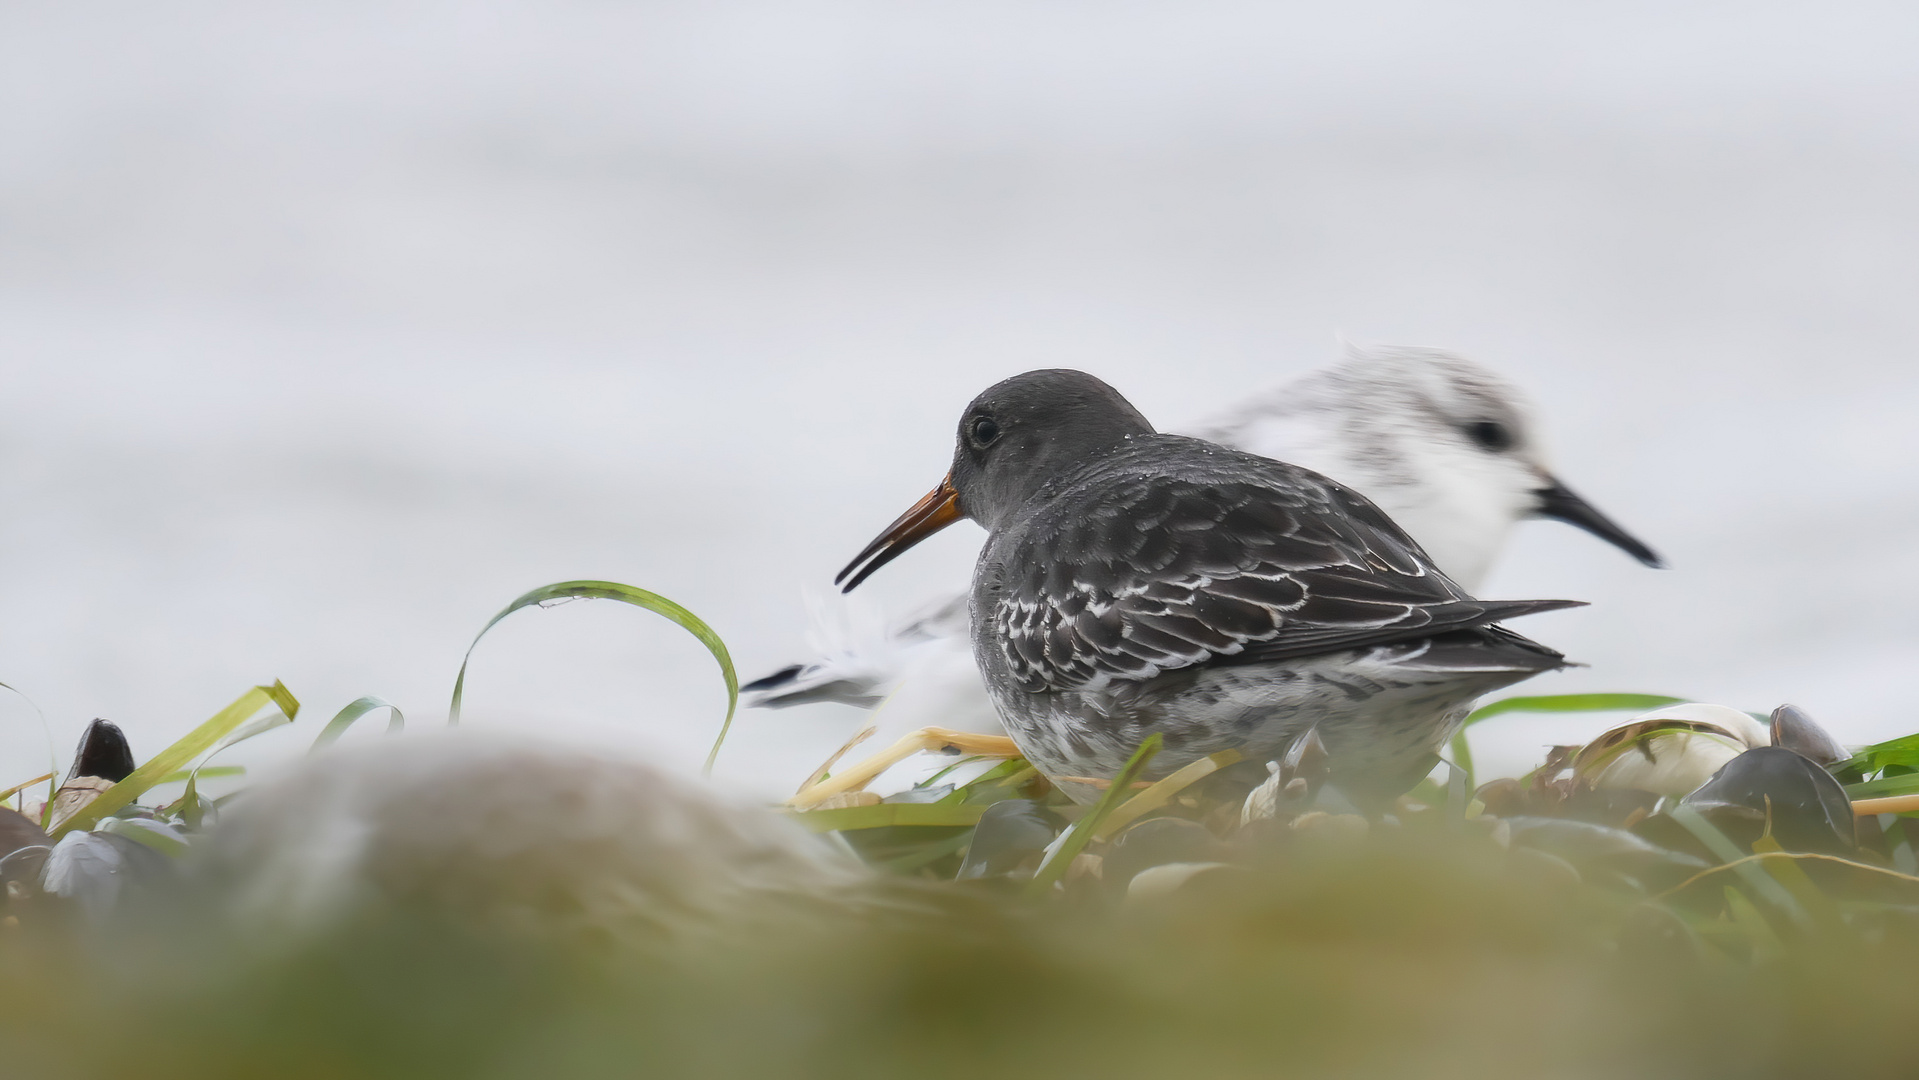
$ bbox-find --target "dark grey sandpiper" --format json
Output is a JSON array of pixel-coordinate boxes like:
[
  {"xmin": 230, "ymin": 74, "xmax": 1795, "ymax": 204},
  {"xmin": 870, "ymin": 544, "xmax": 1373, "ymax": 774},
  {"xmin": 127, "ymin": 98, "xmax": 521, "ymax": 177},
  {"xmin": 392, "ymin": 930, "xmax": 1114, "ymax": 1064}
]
[{"xmin": 837, "ymin": 369, "xmax": 1581, "ymax": 805}]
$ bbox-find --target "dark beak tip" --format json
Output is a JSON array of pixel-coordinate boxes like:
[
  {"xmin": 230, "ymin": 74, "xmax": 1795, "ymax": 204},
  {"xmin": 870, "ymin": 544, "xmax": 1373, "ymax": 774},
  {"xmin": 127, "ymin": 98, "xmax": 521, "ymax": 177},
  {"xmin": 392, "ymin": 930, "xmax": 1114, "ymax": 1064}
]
[{"xmin": 1533, "ymin": 479, "xmax": 1663, "ymax": 571}]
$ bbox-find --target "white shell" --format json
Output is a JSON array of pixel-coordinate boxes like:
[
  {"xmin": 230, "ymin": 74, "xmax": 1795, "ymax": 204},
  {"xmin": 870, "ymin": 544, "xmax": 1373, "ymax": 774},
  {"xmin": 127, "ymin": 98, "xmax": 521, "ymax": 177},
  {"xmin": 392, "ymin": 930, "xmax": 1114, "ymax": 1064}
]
[
  {"xmin": 1582, "ymin": 703, "xmax": 1770, "ymax": 798},
  {"xmin": 1126, "ymin": 861, "xmax": 1229, "ymax": 900}
]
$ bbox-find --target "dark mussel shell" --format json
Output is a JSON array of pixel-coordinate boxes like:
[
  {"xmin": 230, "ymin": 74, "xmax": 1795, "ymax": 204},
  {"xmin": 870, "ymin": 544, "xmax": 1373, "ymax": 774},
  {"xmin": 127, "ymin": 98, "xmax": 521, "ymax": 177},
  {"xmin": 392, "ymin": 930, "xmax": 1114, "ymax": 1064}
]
[
  {"xmin": 955, "ymin": 799, "xmax": 1058, "ymax": 880},
  {"xmin": 1679, "ymin": 746, "xmax": 1855, "ymax": 855},
  {"xmin": 1768, "ymin": 704, "xmax": 1850, "ymax": 768},
  {"xmin": 68, "ymin": 719, "xmax": 136, "ymax": 783}
]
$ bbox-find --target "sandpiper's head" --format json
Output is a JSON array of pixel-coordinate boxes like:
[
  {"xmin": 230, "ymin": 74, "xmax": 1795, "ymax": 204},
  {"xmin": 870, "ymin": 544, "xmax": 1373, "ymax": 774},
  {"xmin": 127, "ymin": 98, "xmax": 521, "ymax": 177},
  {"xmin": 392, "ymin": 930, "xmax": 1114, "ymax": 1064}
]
[
  {"xmin": 1332, "ymin": 343, "xmax": 1662, "ymax": 574},
  {"xmin": 949, "ymin": 369, "xmax": 1154, "ymax": 532},
  {"xmin": 837, "ymin": 369, "xmax": 1152, "ymax": 592}
]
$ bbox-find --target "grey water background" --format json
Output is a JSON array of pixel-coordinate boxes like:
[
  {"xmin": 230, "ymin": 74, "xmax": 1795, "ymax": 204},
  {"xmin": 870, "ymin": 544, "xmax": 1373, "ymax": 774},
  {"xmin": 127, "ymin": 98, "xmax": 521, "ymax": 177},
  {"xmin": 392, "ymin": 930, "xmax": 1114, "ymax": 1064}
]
[{"xmin": 3, "ymin": 2, "xmax": 1916, "ymax": 798}]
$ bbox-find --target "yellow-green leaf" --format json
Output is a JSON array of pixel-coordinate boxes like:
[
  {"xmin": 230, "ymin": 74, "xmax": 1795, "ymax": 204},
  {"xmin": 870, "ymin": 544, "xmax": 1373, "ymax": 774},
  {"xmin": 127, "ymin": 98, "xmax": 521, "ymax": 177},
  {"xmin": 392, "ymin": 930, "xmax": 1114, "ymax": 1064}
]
[
  {"xmin": 1027, "ymin": 734, "xmax": 1162, "ymax": 897},
  {"xmin": 48, "ymin": 681, "xmax": 299, "ymax": 838}
]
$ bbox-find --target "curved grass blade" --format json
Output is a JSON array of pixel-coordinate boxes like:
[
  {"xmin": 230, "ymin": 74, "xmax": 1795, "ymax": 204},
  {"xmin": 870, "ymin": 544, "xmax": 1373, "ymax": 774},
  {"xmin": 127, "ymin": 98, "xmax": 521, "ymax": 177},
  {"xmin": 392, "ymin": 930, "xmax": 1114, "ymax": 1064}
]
[
  {"xmin": 1462, "ymin": 693, "xmax": 1688, "ymax": 728},
  {"xmin": 170, "ymin": 706, "xmax": 304, "ymax": 807},
  {"xmin": 1448, "ymin": 693, "xmax": 1687, "ymax": 790},
  {"xmin": 312, "ymin": 696, "xmax": 405, "ymax": 751},
  {"xmin": 449, "ymin": 580, "xmax": 739, "ymax": 776},
  {"xmin": 47, "ymin": 681, "xmax": 299, "ymax": 839},
  {"xmin": 1027, "ymin": 734, "xmax": 1162, "ymax": 897},
  {"xmin": 211, "ymin": 713, "xmax": 295, "ymax": 756},
  {"xmin": 1, "ymin": 680, "xmax": 58, "ymax": 802}
]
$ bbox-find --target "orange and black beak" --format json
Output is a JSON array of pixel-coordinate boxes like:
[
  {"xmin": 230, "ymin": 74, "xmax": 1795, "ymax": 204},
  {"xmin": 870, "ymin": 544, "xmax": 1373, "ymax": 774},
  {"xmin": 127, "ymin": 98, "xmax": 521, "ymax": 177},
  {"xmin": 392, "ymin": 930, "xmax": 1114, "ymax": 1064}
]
[{"xmin": 836, "ymin": 475, "xmax": 963, "ymax": 592}]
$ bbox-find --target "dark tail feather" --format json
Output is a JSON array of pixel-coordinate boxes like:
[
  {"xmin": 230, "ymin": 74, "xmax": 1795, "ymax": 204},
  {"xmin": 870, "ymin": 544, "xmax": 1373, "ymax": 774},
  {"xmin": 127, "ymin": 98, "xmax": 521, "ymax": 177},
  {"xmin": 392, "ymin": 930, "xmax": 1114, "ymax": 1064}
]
[
  {"xmin": 1413, "ymin": 625, "xmax": 1576, "ymax": 675},
  {"xmin": 1473, "ymin": 598, "xmax": 1586, "ymax": 623},
  {"xmin": 1226, "ymin": 598, "xmax": 1584, "ymax": 667},
  {"xmin": 740, "ymin": 665, "xmax": 805, "ymax": 695}
]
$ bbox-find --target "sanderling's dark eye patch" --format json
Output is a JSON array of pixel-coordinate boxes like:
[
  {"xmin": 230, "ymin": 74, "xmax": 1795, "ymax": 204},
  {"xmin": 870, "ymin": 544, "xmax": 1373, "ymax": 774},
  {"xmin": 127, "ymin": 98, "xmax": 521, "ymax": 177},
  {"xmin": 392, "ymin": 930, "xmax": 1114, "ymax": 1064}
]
[
  {"xmin": 970, "ymin": 416, "xmax": 1001, "ymax": 447},
  {"xmin": 1465, "ymin": 420, "xmax": 1514, "ymax": 453}
]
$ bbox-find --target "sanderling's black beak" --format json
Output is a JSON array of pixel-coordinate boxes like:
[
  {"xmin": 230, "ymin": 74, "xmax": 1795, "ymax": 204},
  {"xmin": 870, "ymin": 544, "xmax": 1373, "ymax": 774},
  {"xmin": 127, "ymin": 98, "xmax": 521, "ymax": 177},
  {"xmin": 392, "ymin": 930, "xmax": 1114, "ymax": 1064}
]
[
  {"xmin": 1532, "ymin": 477, "xmax": 1663, "ymax": 568},
  {"xmin": 836, "ymin": 474, "xmax": 964, "ymax": 592}
]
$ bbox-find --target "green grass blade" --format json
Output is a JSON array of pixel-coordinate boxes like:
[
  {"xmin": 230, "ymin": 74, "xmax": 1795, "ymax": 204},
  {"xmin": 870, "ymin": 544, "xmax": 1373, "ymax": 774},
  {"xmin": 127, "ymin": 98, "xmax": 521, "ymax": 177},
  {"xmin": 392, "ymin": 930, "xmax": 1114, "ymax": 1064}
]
[
  {"xmin": 1461, "ymin": 693, "xmax": 1689, "ymax": 729},
  {"xmin": 1723, "ymin": 885, "xmax": 1783, "ymax": 958},
  {"xmin": 152, "ymin": 765, "xmax": 245, "ymax": 786},
  {"xmin": 1845, "ymin": 773, "xmax": 1919, "ymax": 799},
  {"xmin": 1840, "ymin": 732, "xmax": 1919, "ymax": 778},
  {"xmin": 880, "ymin": 830, "xmax": 976, "ymax": 872},
  {"xmin": 1094, "ymin": 749, "xmax": 1240, "ymax": 842},
  {"xmin": 1027, "ymin": 734, "xmax": 1162, "ymax": 897},
  {"xmin": 312, "ymin": 696, "xmax": 405, "ymax": 752},
  {"xmin": 175, "ymin": 708, "xmax": 300, "ymax": 800},
  {"xmin": 47, "ymin": 681, "xmax": 299, "ymax": 839},
  {"xmin": 1750, "ymin": 833, "xmax": 1844, "ymax": 932},
  {"xmin": 788, "ymin": 803, "xmax": 988, "ymax": 832},
  {"xmin": 449, "ymin": 580, "xmax": 738, "ymax": 776},
  {"xmin": 212, "ymin": 713, "xmax": 294, "ymax": 755},
  {"xmin": 1667, "ymin": 804, "xmax": 1805, "ymax": 924}
]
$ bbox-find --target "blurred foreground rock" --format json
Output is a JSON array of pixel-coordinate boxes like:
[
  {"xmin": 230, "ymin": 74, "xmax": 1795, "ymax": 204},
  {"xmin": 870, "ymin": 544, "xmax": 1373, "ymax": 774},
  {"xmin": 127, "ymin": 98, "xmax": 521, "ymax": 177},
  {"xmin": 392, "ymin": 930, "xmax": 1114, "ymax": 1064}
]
[{"xmin": 193, "ymin": 732, "xmax": 879, "ymax": 947}]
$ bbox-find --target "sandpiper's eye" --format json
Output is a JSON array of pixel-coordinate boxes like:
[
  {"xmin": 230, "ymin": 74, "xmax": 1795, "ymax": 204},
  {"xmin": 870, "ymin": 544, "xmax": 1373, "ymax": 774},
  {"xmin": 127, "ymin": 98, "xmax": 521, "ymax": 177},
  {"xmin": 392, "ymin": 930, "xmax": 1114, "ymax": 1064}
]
[
  {"xmin": 1465, "ymin": 420, "xmax": 1514, "ymax": 453},
  {"xmin": 969, "ymin": 416, "xmax": 1001, "ymax": 447}
]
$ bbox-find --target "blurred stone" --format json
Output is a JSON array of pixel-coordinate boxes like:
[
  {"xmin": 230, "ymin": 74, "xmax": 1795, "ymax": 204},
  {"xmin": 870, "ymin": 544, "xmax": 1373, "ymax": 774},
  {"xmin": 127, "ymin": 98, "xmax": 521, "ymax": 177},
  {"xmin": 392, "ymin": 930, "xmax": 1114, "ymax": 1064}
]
[
  {"xmin": 1290, "ymin": 811, "xmax": 1370, "ymax": 842},
  {"xmin": 0, "ymin": 807, "xmax": 49, "ymax": 860},
  {"xmin": 195, "ymin": 732, "xmax": 875, "ymax": 946}
]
